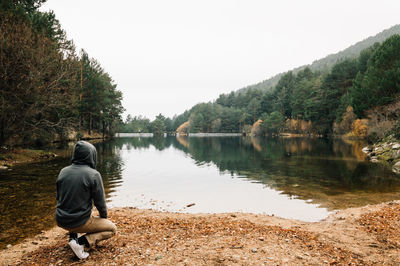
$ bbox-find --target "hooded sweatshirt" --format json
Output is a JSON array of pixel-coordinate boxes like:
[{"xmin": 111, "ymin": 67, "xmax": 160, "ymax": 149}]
[{"xmin": 55, "ymin": 141, "xmax": 107, "ymax": 229}]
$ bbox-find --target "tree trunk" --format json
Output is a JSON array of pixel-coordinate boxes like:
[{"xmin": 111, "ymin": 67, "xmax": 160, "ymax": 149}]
[
  {"xmin": 0, "ymin": 117, "xmax": 4, "ymax": 144},
  {"xmin": 88, "ymin": 111, "xmax": 92, "ymax": 135},
  {"xmin": 102, "ymin": 119, "xmax": 105, "ymax": 139}
]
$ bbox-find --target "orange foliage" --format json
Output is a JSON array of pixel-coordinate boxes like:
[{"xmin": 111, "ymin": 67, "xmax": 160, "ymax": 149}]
[
  {"xmin": 300, "ymin": 120, "xmax": 312, "ymax": 133},
  {"xmin": 352, "ymin": 119, "xmax": 368, "ymax": 138},
  {"xmin": 285, "ymin": 119, "xmax": 313, "ymax": 134},
  {"xmin": 334, "ymin": 106, "xmax": 356, "ymax": 134},
  {"xmin": 251, "ymin": 119, "xmax": 263, "ymax": 136},
  {"xmin": 176, "ymin": 121, "xmax": 190, "ymax": 135}
]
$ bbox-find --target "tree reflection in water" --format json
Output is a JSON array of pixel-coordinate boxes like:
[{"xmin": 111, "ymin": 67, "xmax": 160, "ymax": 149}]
[{"xmin": 1, "ymin": 136, "xmax": 400, "ymax": 249}]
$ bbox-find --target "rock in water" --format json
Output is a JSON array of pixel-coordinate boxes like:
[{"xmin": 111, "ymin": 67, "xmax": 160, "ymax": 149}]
[{"xmin": 393, "ymin": 161, "xmax": 400, "ymax": 174}]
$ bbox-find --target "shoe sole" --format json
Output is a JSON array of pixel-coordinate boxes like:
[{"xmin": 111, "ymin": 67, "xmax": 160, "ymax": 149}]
[{"xmin": 69, "ymin": 241, "xmax": 89, "ymax": 259}]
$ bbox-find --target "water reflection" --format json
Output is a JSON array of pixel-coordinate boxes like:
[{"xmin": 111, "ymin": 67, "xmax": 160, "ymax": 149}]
[
  {"xmin": 171, "ymin": 136, "xmax": 400, "ymax": 210},
  {"xmin": 97, "ymin": 141, "xmax": 124, "ymax": 200},
  {"xmin": 104, "ymin": 136, "xmax": 400, "ymax": 213},
  {"xmin": 0, "ymin": 141, "xmax": 124, "ymax": 249},
  {"xmin": 1, "ymin": 136, "xmax": 400, "ymax": 249},
  {"xmin": 0, "ymin": 157, "xmax": 68, "ymax": 249}
]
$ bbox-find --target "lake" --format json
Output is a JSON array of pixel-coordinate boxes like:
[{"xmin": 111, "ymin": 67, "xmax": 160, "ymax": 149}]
[{"xmin": 1, "ymin": 136, "xmax": 400, "ymax": 249}]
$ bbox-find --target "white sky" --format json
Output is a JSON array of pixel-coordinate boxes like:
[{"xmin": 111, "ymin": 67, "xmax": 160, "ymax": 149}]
[{"xmin": 40, "ymin": 0, "xmax": 400, "ymax": 120}]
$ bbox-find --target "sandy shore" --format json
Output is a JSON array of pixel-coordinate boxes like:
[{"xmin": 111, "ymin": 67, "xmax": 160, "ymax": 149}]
[{"xmin": 1, "ymin": 201, "xmax": 400, "ymax": 265}]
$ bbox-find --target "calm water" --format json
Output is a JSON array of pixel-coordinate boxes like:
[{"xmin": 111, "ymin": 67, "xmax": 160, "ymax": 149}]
[{"xmin": 1, "ymin": 136, "xmax": 400, "ymax": 248}]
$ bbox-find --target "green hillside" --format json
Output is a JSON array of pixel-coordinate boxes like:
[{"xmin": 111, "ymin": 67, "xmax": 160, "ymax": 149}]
[
  {"xmin": 237, "ymin": 24, "xmax": 400, "ymax": 94},
  {"xmin": 121, "ymin": 24, "xmax": 400, "ymax": 142}
]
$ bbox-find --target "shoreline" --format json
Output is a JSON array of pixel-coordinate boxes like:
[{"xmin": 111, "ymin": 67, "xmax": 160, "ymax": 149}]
[
  {"xmin": 0, "ymin": 148, "xmax": 60, "ymax": 168},
  {"xmin": 0, "ymin": 137, "xmax": 108, "ymax": 168},
  {"xmin": 361, "ymin": 137, "xmax": 400, "ymax": 174},
  {"xmin": 1, "ymin": 201, "xmax": 399, "ymax": 265}
]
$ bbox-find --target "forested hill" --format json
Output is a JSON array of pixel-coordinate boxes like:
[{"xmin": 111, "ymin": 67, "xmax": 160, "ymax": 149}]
[
  {"xmin": 158, "ymin": 31, "xmax": 400, "ymax": 141},
  {"xmin": 237, "ymin": 24, "xmax": 400, "ymax": 94},
  {"xmin": 120, "ymin": 27, "xmax": 400, "ymax": 139}
]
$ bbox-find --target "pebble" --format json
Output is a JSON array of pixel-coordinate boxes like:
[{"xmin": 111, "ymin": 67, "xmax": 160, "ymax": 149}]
[
  {"xmin": 6, "ymin": 244, "xmax": 12, "ymax": 249},
  {"xmin": 252, "ymin": 248, "xmax": 258, "ymax": 253}
]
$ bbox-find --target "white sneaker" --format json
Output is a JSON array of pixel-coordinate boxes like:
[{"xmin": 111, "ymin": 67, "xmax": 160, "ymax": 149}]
[{"xmin": 69, "ymin": 239, "xmax": 89, "ymax": 259}]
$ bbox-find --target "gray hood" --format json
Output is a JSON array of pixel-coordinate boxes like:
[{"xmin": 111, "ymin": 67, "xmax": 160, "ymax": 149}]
[{"xmin": 71, "ymin": 141, "xmax": 97, "ymax": 169}]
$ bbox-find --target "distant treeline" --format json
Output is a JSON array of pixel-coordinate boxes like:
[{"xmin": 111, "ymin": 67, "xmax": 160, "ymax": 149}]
[
  {"xmin": 118, "ymin": 114, "xmax": 175, "ymax": 135},
  {"xmin": 121, "ymin": 33, "xmax": 400, "ymax": 139},
  {"xmin": 0, "ymin": 0, "xmax": 124, "ymax": 145},
  {"xmin": 160, "ymin": 34, "xmax": 399, "ymax": 140}
]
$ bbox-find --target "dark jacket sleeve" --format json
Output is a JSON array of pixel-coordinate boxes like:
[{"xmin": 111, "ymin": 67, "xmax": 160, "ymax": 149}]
[{"xmin": 91, "ymin": 172, "xmax": 107, "ymax": 218}]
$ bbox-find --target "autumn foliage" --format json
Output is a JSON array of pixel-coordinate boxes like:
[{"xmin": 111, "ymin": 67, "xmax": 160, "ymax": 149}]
[
  {"xmin": 176, "ymin": 121, "xmax": 190, "ymax": 135},
  {"xmin": 251, "ymin": 119, "xmax": 263, "ymax": 136},
  {"xmin": 8, "ymin": 203, "xmax": 400, "ymax": 265},
  {"xmin": 352, "ymin": 119, "xmax": 368, "ymax": 138},
  {"xmin": 366, "ymin": 101, "xmax": 400, "ymax": 141},
  {"xmin": 284, "ymin": 119, "xmax": 313, "ymax": 134}
]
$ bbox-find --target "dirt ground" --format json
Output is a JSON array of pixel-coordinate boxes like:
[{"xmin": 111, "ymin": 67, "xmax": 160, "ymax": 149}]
[{"xmin": 1, "ymin": 201, "xmax": 400, "ymax": 265}]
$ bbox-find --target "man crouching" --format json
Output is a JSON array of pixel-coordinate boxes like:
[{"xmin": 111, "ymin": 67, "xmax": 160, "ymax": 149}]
[{"xmin": 55, "ymin": 140, "xmax": 117, "ymax": 259}]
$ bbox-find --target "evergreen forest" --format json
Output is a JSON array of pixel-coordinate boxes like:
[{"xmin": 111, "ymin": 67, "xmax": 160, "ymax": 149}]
[
  {"xmin": 2, "ymin": 0, "xmax": 400, "ymax": 144},
  {"xmin": 120, "ymin": 30, "xmax": 400, "ymax": 142},
  {"xmin": 0, "ymin": 0, "xmax": 124, "ymax": 146}
]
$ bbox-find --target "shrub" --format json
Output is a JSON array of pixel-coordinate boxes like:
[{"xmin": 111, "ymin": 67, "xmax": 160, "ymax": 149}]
[
  {"xmin": 352, "ymin": 119, "xmax": 368, "ymax": 138},
  {"xmin": 365, "ymin": 101, "xmax": 400, "ymax": 142},
  {"xmin": 333, "ymin": 106, "xmax": 356, "ymax": 134},
  {"xmin": 76, "ymin": 131, "xmax": 83, "ymax": 140},
  {"xmin": 393, "ymin": 120, "xmax": 400, "ymax": 140},
  {"xmin": 251, "ymin": 119, "xmax": 263, "ymax": 136}
]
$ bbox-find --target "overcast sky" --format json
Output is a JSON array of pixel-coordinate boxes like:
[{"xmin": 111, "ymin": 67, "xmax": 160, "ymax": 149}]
[{"xmin": 40, "ymin": 0, "xmax": 399, "ymax": 120}]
